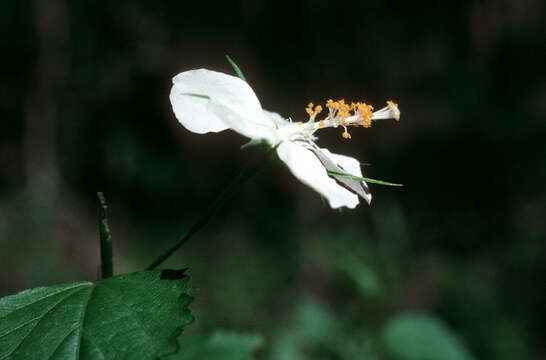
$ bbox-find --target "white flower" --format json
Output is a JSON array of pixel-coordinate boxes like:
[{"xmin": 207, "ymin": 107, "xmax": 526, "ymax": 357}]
[{"xmin": 170, "ymin": 69, "xmax": 400, "ymax": 209}]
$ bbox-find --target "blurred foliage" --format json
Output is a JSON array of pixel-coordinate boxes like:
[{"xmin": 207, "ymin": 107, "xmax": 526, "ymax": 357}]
[
  {"xmin": 269, "ymin": 299, "xmax": 380, "ymax": 360},
  {"xmin": 170, "ymin": 331, "xmax": 263, "ymax": 360},
  {"xmin": 1, "ymin": 0, "xmax": 545, "ymax": 359},
  {"xmin": 382, "ymin": 313, "xmax": 474, "ymax": 360}
]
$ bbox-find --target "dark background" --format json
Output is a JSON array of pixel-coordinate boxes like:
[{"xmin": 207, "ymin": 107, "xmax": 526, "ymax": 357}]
[{"xmin": 1, "ymin": 1, "xmax": 545, "ymax": 359}]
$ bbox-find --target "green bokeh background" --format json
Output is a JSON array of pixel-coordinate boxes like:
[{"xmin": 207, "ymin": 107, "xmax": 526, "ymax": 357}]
[{"xmin": 1, "ymin": 1, "xmax": 544, "ymax": 359}]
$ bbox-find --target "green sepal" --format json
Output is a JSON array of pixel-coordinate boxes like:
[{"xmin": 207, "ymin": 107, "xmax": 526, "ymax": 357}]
[
  {"xmin": 182, "ymin": 93, "xmax": 210, "ymax": 99},
  {"xmin": 328, "ymin": 171, "xmax": 403, "ymax": 187},
  {"xmin": 225, "ymin": 55, "xmax": 247, "ymax": 82}
]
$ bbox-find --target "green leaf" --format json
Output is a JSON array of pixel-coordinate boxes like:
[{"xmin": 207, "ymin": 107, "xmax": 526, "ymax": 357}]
[
  {"xmin": 0, "ymin": 270, "xmax": 194, "ymax": 360},
  {"xmin": 181, "ymin": 92, "xmax": 210, "ymax": 99},
  {"xmin": 168, "ymin": 331, "xmax": 263, "ymax": 360},
  {"xmin": 327, "ymin": 171, "xmax": 403, "ymax": 187},
  {"xmin": 381, "ymin": 313, "xmax": 475, "ymax": 360},
  {"xmin": 225, "ymin": 55, "xmax": 247, "ymax": 82}
]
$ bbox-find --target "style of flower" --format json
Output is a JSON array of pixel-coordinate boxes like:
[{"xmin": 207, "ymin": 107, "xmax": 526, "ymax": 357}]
[{"xmin": 170, "ymin": 69, "xmax": 400, "ymax": 209}]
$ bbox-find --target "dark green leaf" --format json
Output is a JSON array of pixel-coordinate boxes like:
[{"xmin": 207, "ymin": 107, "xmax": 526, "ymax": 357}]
[
  {"xmin": 0, "ymin": 270, "xmax": 193, "ymax": 359},
  {"xmin": 225, "ymin": 55, "xmax": 247, "ymax": 82},
  {"xmin": 382, "ymin": 313, "xmax": 474, "ymax": 360}
]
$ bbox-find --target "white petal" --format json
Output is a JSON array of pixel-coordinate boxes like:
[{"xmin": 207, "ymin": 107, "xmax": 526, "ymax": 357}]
[
  {"xmin": 320, "ymin": 149, "xmax": 362, "ymax": 176},
  {"xmin": 277, "ymin": 141, "xmax": 359, "ymax": 209},
  {"xmin": 263, "ymin": 110, "xmax": 290, "ymax": 128},
  {"xmin": 170, "ymin": 69, "xmax": 276, "ymax": 143},
  {"xmin": 170, "ymin": 70, "xmax": 229, "ymax": 134},
  {"xmin": 320, "ymin": 148, "xmax": 372, "ymax": 204}
]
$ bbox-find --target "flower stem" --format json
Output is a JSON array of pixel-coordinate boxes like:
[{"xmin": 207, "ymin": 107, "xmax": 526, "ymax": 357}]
[
  {"xmin": 97, "ymin": 192, "xmax": 113, "ymax": 278},
  {"xmin": 146, "ymin": 146, "xmax": 276, "ymax": 270}
]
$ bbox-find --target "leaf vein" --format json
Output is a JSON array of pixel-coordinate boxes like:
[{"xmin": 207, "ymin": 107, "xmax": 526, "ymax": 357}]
[
  {"xmin": 0, "ymin": 286, "xmax": 90, "ymax": 360},
  {"xmin": 0, "ymin": 315, "xmax": 41, "ymax": 339},
  {"xmin": 0, "ymin": 283, "xmax": 90, "ymax": 319},
  {"xmin": 45, "ymin": 327, "xmax": 78, "ymax": 360},
  {"xmin": 75, "ymin": 286, "xmax": 96, "ymax": 360},
  {"xmin": 80, "ymin": 333, "xmax": 106, "ymax": 360}
]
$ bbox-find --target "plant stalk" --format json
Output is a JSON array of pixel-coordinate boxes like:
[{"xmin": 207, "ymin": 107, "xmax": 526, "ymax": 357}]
[
  {"xmin": 97, "ymin": 192, "xmax": 113, "ymax": 278},
  {"xmin": 146, "ymin": 146, "xmax": 275, "ymax": 270}
]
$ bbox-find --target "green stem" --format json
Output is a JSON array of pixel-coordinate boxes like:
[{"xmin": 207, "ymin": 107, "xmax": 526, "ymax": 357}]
[
  {"xmin": 97, "ymin": 192, "xmax": 113, "ymax": 278},
  {"xmin": 146, "ymin": 146, "xmax": 276, "ymax": 270}
]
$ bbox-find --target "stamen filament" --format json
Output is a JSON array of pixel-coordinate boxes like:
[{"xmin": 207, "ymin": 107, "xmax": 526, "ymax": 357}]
[{"xmin": 279, "ymin": 99, "xmax": 400, "ymax": 142}]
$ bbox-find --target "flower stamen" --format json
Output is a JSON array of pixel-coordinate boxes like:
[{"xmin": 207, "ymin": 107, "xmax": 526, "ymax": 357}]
[{"xmin": 280, "ymin": 98, "xmax": 400, "ymax": 142}]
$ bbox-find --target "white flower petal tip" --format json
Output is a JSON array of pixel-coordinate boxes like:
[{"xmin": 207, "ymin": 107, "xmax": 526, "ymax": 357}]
[
  {"xmin": 170, "ymin": 69, "xmax": 277, "ymax": 143},
  {"xmin": 170, "ymin": 67, "xmax": 400, "ymax": 209}
]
